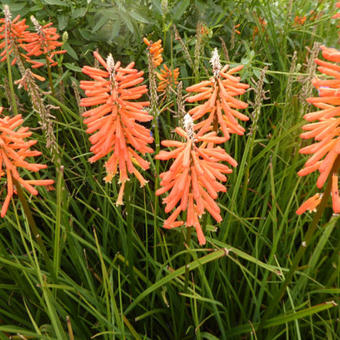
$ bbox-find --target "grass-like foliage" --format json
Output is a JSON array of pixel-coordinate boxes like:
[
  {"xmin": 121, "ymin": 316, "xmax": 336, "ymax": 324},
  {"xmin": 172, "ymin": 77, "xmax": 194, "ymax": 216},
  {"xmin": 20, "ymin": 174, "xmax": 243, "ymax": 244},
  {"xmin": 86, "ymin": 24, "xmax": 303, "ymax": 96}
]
[{"xmin": 0, "ymin": 1, "xmax": 339, "ymax": 339}]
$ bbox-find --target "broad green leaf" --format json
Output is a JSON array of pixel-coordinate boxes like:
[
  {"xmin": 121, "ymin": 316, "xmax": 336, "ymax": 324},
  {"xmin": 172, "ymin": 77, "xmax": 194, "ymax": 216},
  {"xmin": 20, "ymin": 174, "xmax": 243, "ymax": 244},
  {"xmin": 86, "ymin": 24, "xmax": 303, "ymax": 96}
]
[
  {"xmin": 78, "ymin": 28, "xmax": 93, "ymax": 40},
  {"xmin": 72, "ymin": 7, "xmax": 87, "ymax": 19},
  {"xmin": 91, "ymin": 14, "xmax": 110, "ymax": 33},
  {"xmin": 109, "ymin": 21, "xmax": 121, "ymax": 42},
  {"xmin": 120, "ymin": 13, "xmax": 135, "ymax": 34},
  {"xmin": 64, "ymin": 63, "xmax": 82, "ymax": 72},
  {"xmin": 43, "ymin": 0, "xmax": 68, "ymax": 6},
  {"xmin": 58, "ymin": 14, "xmax": 69, "ymax": 31},
  {"xmin": 172, "ymin": 0, "xmax": 190, "ymax": 21},
  {"xmin": 129, "ymin": 10, "xmax": 151, "ymax": 24},
  {"xmin": 5, "ymin": 3, "xmax": 26, "ymax": 11},
  {"xmin": 63, "ymin": 42, "xmax": 78, "ymax": 60},
  {"xmin": 151, "ymin": 0, "xmax": 162, "ymax": 15}
]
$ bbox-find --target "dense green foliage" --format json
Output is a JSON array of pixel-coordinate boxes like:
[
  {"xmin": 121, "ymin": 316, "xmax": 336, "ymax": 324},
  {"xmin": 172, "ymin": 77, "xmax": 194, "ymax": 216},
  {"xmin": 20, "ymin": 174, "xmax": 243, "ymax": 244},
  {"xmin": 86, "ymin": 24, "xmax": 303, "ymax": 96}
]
[{"xmin": 0, "ymin": 0, "xmax": 339, "ymax": 339}]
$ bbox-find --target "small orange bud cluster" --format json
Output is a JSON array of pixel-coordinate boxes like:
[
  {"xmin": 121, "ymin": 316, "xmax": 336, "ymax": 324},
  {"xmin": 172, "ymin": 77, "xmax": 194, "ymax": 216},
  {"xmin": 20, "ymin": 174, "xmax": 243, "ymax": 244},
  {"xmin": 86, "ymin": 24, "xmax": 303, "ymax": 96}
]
[
  {"xmin": 234, "ymin": 24, "xmax": 241, "ymax": 35},
  {"xmin": 297, "ymin": 46, "xmax": 340, "ymax": 215},
  {"xmin": 143, "ymin": 37, "xmax": 163, "ymax": 67},
  {"xmin": 252, "ymin": 17, "xmax": 267, "ymax": 40},
  {"xmin": 156, "ymin": 64, "xmax": 179, "ymax": 93},
  {"xmin": 144, "ymin": 37, "xmax": 180, "ymax": 94},
  {"xmin": 294, "ymin": 16, "xmax": 307, "ymax": 25}
]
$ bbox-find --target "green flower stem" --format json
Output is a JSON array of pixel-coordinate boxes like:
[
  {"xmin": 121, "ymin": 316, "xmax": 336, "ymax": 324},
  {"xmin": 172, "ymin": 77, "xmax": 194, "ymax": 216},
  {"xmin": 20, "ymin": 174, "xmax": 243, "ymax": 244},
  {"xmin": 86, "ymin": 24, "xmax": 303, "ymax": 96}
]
[
  {"xmin": 14, "ymin": 179, "xmax": 51, "ymax": 269},
  {"xmin": 46, "ymin": 55, "xmax": 55, "ymax": 97},
  {"xmin": 148, "ymin": 50, "xmax": 160, "ymax": 261},
  {"xmin": 153, "ymin": 115, "xmax": 160, "ymax": 261},
  {"xmin": 5, "ymin": 36, "xmax": 18, "ymax": 115},
  {"xmin": 184, "ymin": 227, "xmax": 192, "ymax": 293}
]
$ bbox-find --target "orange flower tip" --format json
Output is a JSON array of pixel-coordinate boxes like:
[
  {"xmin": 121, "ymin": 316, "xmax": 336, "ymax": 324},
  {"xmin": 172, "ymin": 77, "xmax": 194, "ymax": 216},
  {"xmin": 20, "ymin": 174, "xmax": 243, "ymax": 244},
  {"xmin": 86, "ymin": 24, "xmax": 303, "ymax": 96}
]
[
  {"xmin": 116, "ymin": 181, "xmax": 126, "ymax": 206},
  {"xmin": 215, "ymin": 216, "xmax": 222, "ymax": 223},
  {"xmin": 1, "ymin": 209, "xmax": 7, "ymax": 218},
  {"xmin": 296, "ymin": 193, "xmax": 322, "ymax": 215},
  {"xmin": 296, "ymin": 205, "xmax": 304, "ymax": 215},
  {"xmin": 155, "ymin": 188, "xmax": 164, "ymax": 196},
  {"xmin": 195, "ymin": 225, "xmax": 206, "ymax": 246},
  {"xmin": 138, "ymin": 178, "xmax": 148, "ymax": 188},
  {"xmin": 31, "ymin": 73, "xmax": 45, "ymax": 82},
  {"xmin": 33, "ymin": 179, "xmax": 55, "ymax": 186},
  {"xmin": 297, "ymin": 169, "xmax": 306, "ymax": 177},
  {"xmin": 104, "ymin": 173, "xmax": 114, "ymax": 183},
  {"xmin": 163, "ymin": 221, "xmax": 184, "ymax": 229},
  {"xmin": 115, "ymin": 200, "xmax": 124, "ymax": 206},
  {"xmin": 296, "ymin": 207, "xmax": 305, "ymax": 215},
  {"xmin": 316, "ymin": 181, "xmax": 324, "ymax": 190}
]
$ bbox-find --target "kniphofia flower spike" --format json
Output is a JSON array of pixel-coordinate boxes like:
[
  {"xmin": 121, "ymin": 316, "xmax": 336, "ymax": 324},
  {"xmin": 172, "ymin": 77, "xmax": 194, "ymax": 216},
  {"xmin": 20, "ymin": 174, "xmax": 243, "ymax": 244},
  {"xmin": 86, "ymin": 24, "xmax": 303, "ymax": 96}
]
[
  {"xmin": 156, "ymin": 64, "xmax": 179, "ymax": 93},
  {"xmin": 22, "ymin": 16, "xmax": 66, "ymax": 68},
  {"xmin": 80, "ymin": 51, "xmax": 153, "ymax": 205},
  {"xmin": 0, "ymin": 108, "xmax": 54, "ymax": 217},
  {"xmin": 143, "ymin": 38, "xmax": 163, "ymax": 67},
  {"xmin": 297, "ymin": 45, "xmax": 340, "ymax": 214},
  {"xmin": 0, "ymin": 5, "xmax": 29, "ymax": 65},
  {"xmin": 186, "ymin": 48, "xmax": 249, "ymax": 141},
  {"xmin": 156, "ymin": 114, "xmax": 237, "ymax": 245},
  {"xmin": 0, "ymin": 6, "xmax": 46, "ymax": 79}
]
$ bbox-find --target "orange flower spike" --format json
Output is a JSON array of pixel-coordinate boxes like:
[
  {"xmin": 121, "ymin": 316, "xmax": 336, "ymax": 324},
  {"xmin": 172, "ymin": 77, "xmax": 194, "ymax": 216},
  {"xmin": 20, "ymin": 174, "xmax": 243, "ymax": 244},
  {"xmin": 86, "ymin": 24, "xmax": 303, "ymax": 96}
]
[
  {"xmin": 80, "ymin": 51, "xmax": 153, "ymax": 205},
  {"xmin": 156, "ymin": 114, "xmax": 236, "ymax": 245},
  {"xmin": 186, "ymin": 48, "xmax": 249, "ymax": 140},
  {"xmin": 22, "ymin": 16, "xmax": 66, "ymax": 68},
  {"xmin": 0, "ymin": 5, "xmax": 31, "ymax": 64},
  {"xmin": 297, "ymin": 45, "xmax": 340, "ymax": 215},
  {"xmin": 143, "ymin": 37, "xmax": 163, "ymax": 67},
  {"xmin": 0, "ymin": 108, "xmax": 54, "ymax": 217}
]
